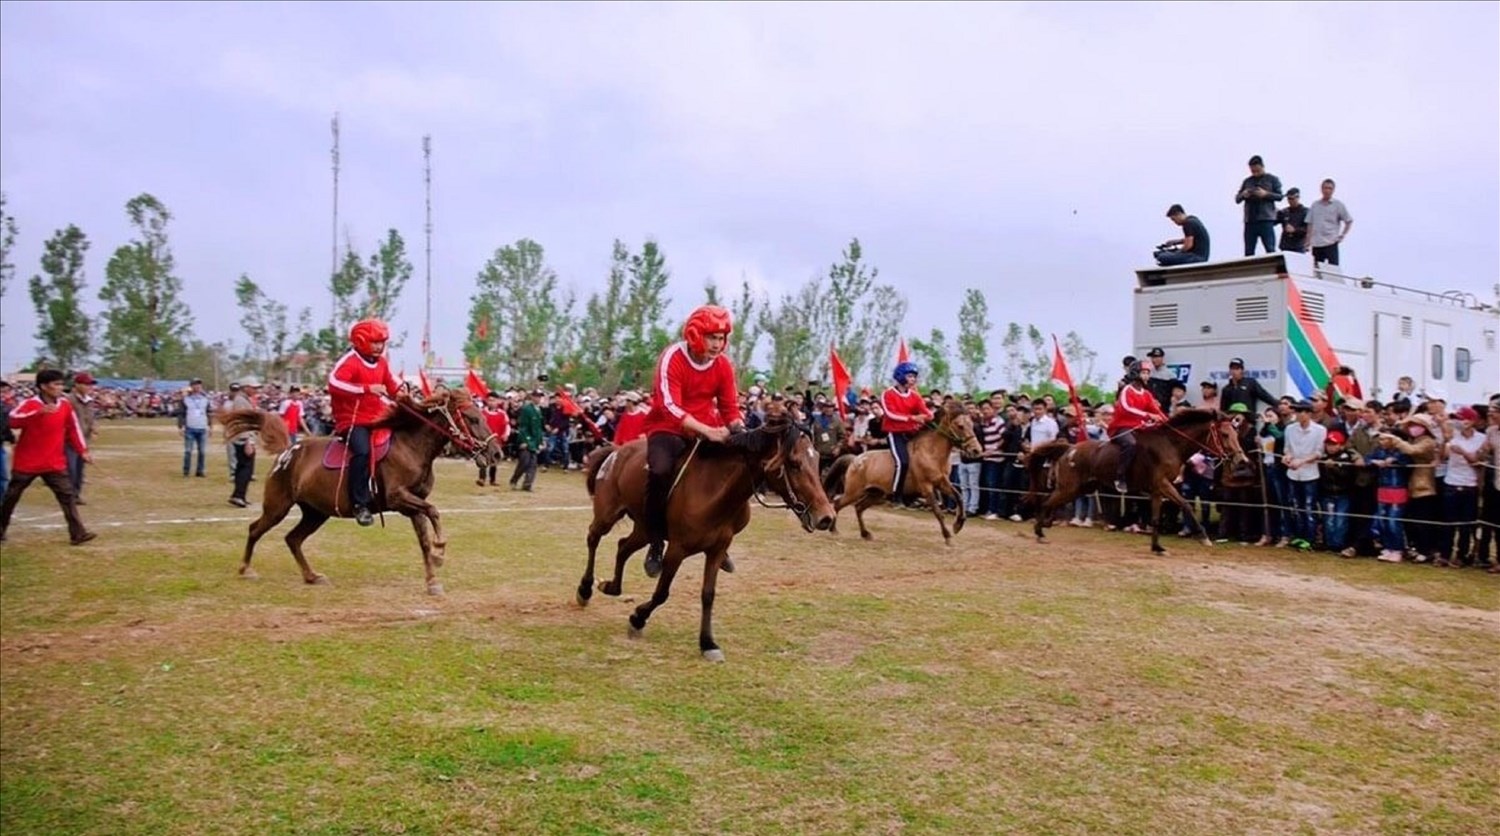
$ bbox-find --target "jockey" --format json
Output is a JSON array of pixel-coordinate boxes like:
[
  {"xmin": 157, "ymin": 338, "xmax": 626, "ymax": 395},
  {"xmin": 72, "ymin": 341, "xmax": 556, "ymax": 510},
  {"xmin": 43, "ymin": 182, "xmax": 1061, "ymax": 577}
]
[
  {"xmin": 327, "ymin": 318, "xmax": 400, "ymax": 526},
  {"xmin": 1108, "ymin": 360, "xmax": 1168, "ymax": 493},
  {"xmin": 641, "ymin": 304, "xmax": 744, "ymax": 579},
  {"xmin": 881, "ymin": 361, "xmax": 935, "ymax": 497}
]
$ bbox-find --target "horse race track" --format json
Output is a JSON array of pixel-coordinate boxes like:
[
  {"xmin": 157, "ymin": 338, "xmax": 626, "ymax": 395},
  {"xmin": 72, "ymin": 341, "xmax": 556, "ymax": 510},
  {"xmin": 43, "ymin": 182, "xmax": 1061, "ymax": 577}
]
[{"xmin": 3, "ymin": 420, "xmax": 1497, "ymax": 835}]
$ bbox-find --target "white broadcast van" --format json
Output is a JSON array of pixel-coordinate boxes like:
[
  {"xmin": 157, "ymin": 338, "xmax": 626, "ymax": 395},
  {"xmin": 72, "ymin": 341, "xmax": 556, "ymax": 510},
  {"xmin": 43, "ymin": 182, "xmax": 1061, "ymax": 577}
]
[{"xmin": 1132, "ymin": 252, "xmax": 1498, "ymax": 405}]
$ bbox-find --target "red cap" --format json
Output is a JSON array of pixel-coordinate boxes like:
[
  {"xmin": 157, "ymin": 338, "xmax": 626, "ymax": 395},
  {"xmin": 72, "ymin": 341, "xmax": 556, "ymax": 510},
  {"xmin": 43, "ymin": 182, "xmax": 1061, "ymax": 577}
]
[
  {"xmin": 1326, "ymin": 430, "xmax": 1347, "ymax": 445},
  {"xmin": 1454, "ymin": 406, "xmax": 1480, "ymax": 422},
  {"xmin": 73, "ymin": 372, "xmax": 97, "ymax": 385}
]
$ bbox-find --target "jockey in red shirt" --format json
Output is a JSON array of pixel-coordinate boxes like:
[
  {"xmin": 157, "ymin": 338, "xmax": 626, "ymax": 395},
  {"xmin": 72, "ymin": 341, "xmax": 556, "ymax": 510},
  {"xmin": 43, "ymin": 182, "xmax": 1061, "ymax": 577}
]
[
  {"xmin": 1108, "ymin": 360, "xmax": 1168, "ymax": 493},
  {"xmin": 641, "ymin": 304, "xmax": 744, "ymax": 579},
  {"xmin": 327, "ymin": 318, "xmax": 400, "ymax": 526},
  {"xmin": 881, "ymin": 361, "xmax": 935, "ymax": 497}
]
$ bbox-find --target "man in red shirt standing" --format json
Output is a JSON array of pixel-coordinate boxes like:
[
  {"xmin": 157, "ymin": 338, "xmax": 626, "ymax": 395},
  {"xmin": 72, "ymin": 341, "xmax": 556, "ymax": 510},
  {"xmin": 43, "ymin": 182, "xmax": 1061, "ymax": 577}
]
[
  {"xmin": 641, "ymin": 304, "xmax": 744, "ymax": 578},
  {"xmin": 881, "ymin": 361, "xmax": 934, "ymax": 498},
  {"xmin": 477, "ymin": 391, "xmax": 511, "ymax": 486},
  {"xmin": 0, "ymin": 369, "xmax": 95, "ymax": 545},
  {"xmin": 277, "ymin": 385, "xmax": 311, "ymax": 445},
  {"xmin": 1109, "ymin": 360, "xmax": 1168, "ymax": 493},
  {"xmin": 327, "ymin": 319, "xmax": 399, "ymax": 526}
]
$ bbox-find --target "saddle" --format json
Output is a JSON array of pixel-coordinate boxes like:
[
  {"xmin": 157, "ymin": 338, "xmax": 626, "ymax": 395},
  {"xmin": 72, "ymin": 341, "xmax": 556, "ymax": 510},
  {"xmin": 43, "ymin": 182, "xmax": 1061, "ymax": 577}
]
[{"xmin": 321, "ymin": 428, "xmax": 394, "ymax": 470}]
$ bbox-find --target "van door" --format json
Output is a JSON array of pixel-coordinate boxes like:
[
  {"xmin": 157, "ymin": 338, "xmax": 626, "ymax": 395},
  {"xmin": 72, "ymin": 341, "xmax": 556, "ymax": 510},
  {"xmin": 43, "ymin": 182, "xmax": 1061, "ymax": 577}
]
[
  {"xmin": 1372, "ymin": 312, "xmax": 1402, "ymax": 400},
  {"xmin": 1422, "ymin": 320, "xmax": 1451, "ymax": 393}
]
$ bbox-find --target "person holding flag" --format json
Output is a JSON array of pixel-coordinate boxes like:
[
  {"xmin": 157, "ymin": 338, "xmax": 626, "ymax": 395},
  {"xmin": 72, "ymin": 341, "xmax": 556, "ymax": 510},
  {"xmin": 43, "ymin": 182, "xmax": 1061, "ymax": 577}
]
[
  {"xmin": 328, "ymin": 318, "xmax": 399, "ymax": 526},
  {"xmin": 640, "ymin": 304, "xmax": 744, "ymax": 579},
  {"xmin": 881, "ymin": 360, "xmax": 934, "ymax": 498}
]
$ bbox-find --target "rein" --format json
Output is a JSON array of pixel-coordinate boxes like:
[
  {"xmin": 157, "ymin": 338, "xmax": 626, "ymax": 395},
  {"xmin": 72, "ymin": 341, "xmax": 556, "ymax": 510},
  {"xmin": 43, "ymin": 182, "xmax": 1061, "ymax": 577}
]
[
  {"xmin": 1157, "ymin": 416, "xmax": 1241, "ymax": 468},
  {"xmin": 744, "ymin": 423, "xmax": 813, "ymax": 526},
  {"xmin": 395, "ymin": 399, "xmax": 488, "ymax": 462}
]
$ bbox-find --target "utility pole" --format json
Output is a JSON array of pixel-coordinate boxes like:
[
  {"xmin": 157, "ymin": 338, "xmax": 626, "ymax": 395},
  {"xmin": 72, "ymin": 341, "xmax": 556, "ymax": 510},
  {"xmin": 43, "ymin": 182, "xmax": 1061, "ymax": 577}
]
[
  {"xmin": 423, "ymin": 134, "xmax": 433, "ymax": 368},
  {"xmin": 330, "ymin": 112, "xmax": 341, "ymax": 333}
]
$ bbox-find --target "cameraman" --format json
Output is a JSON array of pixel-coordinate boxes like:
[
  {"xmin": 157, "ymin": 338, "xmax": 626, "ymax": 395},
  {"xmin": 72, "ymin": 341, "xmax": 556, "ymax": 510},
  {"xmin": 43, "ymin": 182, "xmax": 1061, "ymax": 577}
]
[{"xmin": 1154, "ymin": 204, "xmax": 1211, "ymax": 266}]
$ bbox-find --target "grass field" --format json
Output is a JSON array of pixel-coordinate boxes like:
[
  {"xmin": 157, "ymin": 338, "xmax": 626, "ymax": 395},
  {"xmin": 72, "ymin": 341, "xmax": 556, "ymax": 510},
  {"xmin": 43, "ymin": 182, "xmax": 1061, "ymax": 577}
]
[{"xmin": 2, "ymin": 419, "xmax": 1497, "ymax": 835}]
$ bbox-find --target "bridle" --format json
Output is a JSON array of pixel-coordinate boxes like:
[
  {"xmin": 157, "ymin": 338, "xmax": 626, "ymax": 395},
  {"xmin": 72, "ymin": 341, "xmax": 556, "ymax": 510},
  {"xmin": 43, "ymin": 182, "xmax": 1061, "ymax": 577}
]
[
  {"xmin": 748, "ymin": 422, "xmax": 815, "ymax": 530},
  {"xmin": 395, "ymin": 397, "xmax": 494, "ymax": 465},
  {"xmin": 924, "ymin": 411, "xmax": 979, "ymax": 453},
  {"xmin": 1158, "ymin": 413, "xmax": 1247, "ymax": 469}
]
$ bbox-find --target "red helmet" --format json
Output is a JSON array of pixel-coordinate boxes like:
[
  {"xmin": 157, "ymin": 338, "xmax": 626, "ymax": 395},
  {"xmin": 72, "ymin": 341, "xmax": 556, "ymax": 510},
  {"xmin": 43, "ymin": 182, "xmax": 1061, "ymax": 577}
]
[
  {"xmin": 683, "ymin": 305, "xmax": 733, "ymax": 356},
  {"xmin": 349, "ymin": 318, "xmax": 390, "ymax": 356}
]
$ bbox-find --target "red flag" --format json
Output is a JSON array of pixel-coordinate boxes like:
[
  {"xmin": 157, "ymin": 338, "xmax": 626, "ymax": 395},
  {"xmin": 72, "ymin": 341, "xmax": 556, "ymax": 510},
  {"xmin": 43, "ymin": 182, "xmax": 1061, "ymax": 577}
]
[
  {"xmin": 555, "ymin": 387, "xmax": 605, "ymax": 442},
  {"xmin": 464, "ymin": 368, "xmax": 490, "ymax": 400},
  {"xmin": 476, "ymin": 315, "xmax": 489, "ymax": 341},
  {"xmin": 896, "ymin": 337, "xmax": 910, "ymax": 365},
  {"xmin": 417, "ymin": 368, "xmax": 433, "ymax": 398},
  {"xmin": 1051, "ymin": 334, "xmax": 1085, "ymax": 429},
  {"xmin": 829, "ymin": 343, "xmax": 851, "ymax": 421}
]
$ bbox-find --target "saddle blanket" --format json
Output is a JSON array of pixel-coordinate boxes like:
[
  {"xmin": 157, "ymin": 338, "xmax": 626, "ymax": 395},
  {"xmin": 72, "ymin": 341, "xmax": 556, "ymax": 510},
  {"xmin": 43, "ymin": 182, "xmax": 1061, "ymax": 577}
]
[{"xmin": 322, "ymin": 428, "xmax": 394, "ymax": 470}]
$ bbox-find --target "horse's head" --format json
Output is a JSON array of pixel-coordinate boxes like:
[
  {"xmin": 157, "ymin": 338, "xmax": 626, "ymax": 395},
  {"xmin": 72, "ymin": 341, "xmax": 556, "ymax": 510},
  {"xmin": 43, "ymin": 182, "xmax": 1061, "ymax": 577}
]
[
  {"xmin": 423, "ymin": 390, "xmax": 496, "ymax": 464},
  {"xmin": 1211, "ymin": 411, "xmax": 1250, "ymax": 470},
  {"xmin": 754, "ymin": 417, "xmax": 837, "ymax": 532},
  {"xmin": 938, "ymin": 402, "xmax": 984, "ymax": 459}
]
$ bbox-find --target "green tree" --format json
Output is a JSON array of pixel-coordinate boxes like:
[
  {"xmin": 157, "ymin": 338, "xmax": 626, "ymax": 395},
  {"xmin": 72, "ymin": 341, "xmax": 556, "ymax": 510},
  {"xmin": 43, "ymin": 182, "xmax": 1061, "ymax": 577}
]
[
  {"xmin": 314, "ymin": 246, "xmax": 368, "ymax": 358},
  {"xmin": 27, "ymin": 224, "xmax": 92, "ymax": 370},
  {"xmin": 999, "ymin": 322, "xmax": 1025, "ymax": 389},
  {"xmin": 1061, "ymin": 329, "xmax": 1103, "ymax": 388},
  {"xmin": 617, "ymin": 239, "xmax": 673, "ymax": 388},
  {"xmin": 234, "ymin": 274, "xmax": 295, "ymax": 380},
  {"xmin": 956, "ymin": 288, "xmax": 993, "ymax": 395},
  {"xmin": 567, "ymin": 240, "xmax": 631, "ymax": 390},
  {"xmin": 96, "ymin": 194, "xmax": 194, "ymax": 377},
  {"xmin": 472, "ymin": 238, "xmax": 566, "ymax": 385},
  {"xmin": 759, "ymin": 278, "xmax": 821, "ymax": 388},
  {"xmin": 813, "ymin": 238, "xmax": 876, "ymax": 380},
  {"xmin": 858, "ymin": 284, "xmax": 908, "ymax": 387},
  {"xmin": 363, "ymin": 229, "xmax": 412, "ymax": 342},
  {"xmin": 727, "ymin": 274, "xmax": 766, "ymax": 388},
  {"xmin": 909, "ymin": 327, "xmax": 953, "ymax": 392},
  {"xmin": 0, "ymin": 192, "xmax": 17, "ymax": 314}
]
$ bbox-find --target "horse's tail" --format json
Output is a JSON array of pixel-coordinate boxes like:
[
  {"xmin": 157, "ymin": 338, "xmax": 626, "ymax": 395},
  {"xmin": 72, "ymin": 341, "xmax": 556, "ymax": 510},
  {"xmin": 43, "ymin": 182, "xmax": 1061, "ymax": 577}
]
[
  {"xmin": 583, "ymin": 444, "xmax": 614, "ymax": 497},
  {"xmin": 822, "ymin": 453, "xmax": 855, "ymax": 500},
  {"xmin": 219, "ymin": 409, "xmax": 290, "ymax": 454},
  {"xmin": 1023, "ymin": 441, "xmax": 1072, "ymax": 504}
]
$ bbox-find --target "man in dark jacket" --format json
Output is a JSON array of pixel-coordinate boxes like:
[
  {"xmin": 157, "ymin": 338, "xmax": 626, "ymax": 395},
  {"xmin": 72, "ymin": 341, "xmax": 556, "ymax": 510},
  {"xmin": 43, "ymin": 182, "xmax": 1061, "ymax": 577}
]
[
  {"xmin": 1235, "ymin": 154, "xmax": 1284, "ymax": 256},
  {"xmin": 1219, "ymin": 357, "xmax": 1279, "ymax": 414},
  {"xmin": 509, "ymin": 389, "xmax": 545, "ymax": 491}
]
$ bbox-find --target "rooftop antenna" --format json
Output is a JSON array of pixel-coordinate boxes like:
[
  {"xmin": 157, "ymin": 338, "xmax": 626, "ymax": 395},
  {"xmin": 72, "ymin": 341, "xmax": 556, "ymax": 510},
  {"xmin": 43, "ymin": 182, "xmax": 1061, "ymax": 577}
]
[{"xmin": 423, "ymin": 134, "xmax": 433, "ymax": 367}]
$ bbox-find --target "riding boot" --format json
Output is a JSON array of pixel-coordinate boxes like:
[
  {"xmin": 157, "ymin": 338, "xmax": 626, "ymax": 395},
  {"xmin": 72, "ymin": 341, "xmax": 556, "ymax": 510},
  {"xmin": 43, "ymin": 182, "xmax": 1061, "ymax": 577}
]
[
  {"xmin": 1115, "ymin": 442, "xmax": 1133, "ymax": 494},
  {"xmin": 644, "ymin": 472, "xmax": 670, "ymax": 579}
]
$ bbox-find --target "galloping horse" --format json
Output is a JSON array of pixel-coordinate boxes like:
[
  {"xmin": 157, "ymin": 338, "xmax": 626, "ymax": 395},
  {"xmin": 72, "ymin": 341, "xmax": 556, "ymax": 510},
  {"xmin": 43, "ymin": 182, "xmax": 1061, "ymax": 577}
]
[
  {"xmin": 575, "ymin": 414, "xmax": 836, "ymax": 661},
  {"xmin": 220, "ymin": 390, "xmax": 499, "ymax": 594},
  {"xmin": 1024, "ymin": 408, "xmax": 1248, "ymax": 554},
  {"xmin": 821, "ymin": 401, "xmax": 984, "ymax": 543}
]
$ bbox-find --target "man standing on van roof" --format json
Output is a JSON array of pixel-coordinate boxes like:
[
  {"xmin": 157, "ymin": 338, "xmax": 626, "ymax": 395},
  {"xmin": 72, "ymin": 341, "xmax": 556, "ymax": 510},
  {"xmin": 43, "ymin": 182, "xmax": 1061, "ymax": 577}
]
[
  {"xmin": 1276, "ymin": 188, "xmax": 1310, "ymax": 253},
  {"xmin": 1308, "ymin": 178, "xmax": 1354, "ymax": 266},
  {"xmin": 1154, "ymin": 205, "xmax": 1210, "ymax": 266},
  {"xmin": 1235, "ymin": 155, "xmax": 1283, "ymax": 256},
  {"xmin": 1219, "ymin": 358, "xmax": 1279, "ymax": 414}
]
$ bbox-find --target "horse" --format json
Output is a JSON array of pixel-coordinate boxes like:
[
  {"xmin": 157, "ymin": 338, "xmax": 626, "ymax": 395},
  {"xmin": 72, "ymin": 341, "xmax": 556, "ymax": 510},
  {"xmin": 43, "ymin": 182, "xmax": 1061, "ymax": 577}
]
[
  {"xmin": 574, "ymin": 413, "xmax": 836, "ymax": 662},
  {"xmin": 220, "ymin": 390, "xmax": 500, "ymax": 595},
  {"xmin": 820, "ymin": 401, "xmax": 984, "ymax": 544},
  {"xmin": 1023, "ymin": 408, "xmax": 1248, "ymax": 554}
]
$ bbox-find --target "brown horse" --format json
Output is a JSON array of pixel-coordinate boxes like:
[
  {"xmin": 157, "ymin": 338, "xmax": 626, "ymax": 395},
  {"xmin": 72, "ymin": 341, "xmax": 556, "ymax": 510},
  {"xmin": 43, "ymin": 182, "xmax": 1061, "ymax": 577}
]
[
  {"xmin": 821, "ymin": 401, "xmax": 984, "ymax": 543},
  {"xmin": 220, "ymin": 390, "xmax": 499, "ymax": 595},
  {"xmin": 1024, "ymin": 408, "xmax": 1248, "ymax": 554},
  {"xmin": 575, "ymin": 414, "xmax": 836, "ymax": 662}
]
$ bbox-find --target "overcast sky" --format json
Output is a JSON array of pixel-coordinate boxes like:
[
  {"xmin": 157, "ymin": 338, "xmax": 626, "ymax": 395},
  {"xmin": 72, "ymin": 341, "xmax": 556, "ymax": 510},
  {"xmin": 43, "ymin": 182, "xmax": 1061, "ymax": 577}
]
[{"xmin": 2, "ymin": 1, "xmax": 1496, "ymax": 385}]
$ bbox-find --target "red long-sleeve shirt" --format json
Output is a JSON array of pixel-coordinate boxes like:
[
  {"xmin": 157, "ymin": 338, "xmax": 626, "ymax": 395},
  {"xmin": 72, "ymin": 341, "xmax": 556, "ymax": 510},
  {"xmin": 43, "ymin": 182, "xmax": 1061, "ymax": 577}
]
[
  {"xmin": 641, "ymin": 342, "xmax": 743, "ymax": 438},
  {"xmin": 612, "ymin": 410, "xmax": 648, "ymax": 445},
  {"xmin": 1108, "ymin": 383, "xmax": 1167, "ymax": 434},
  {"xmin": 8, "ymin": 395, "xmax": 87, "ymax": 473},
  {"xmin": 483, "ymin": 407, "xmax": 510, "ymax": 441},
  {"xmin": 327, "ymin": 349, "xmax": 399, "ymax": 432},
  {"xmin": 880, "ymin": 386, "xmax": 932, "ymax": 434}
]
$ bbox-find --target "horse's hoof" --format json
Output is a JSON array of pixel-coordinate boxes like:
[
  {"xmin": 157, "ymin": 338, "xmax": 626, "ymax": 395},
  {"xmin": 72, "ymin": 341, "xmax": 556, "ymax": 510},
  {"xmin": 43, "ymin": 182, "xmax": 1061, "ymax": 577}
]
[
  {"xmin": 426, "ymin": 583, "xmax": 445, "ymax": 597},
  {"xmin": 239, "ymin": 568, "xmax": 259, "ymax": 580},
  {"xmin": 860, "ymin": 531, "xmax": 873, "ymax": 541},
  {"xmin": 1151, "ymin": 546, "xmax": 1167, "ymax": 556},
  {"xmin": 954, "ymin": 518, "xmax": 967, "ymax": 533},
  {"xmin": 702, "ymin": 648, "xmax": 726, "ymax": 663},
  {"xmin": 627, "ymin": 624, "xmax": 644, "ymax": 640},
  {"xmin": 1036, "ymin": 536, "xmax": 1048, "ymax": 544},
  {"xmin": 1201, "ymin": 539, "xmax": 1214, "ymax": 549},
  {"xmin": 574, "ymin": 591, "xmax": 590, "ymax": 608}
]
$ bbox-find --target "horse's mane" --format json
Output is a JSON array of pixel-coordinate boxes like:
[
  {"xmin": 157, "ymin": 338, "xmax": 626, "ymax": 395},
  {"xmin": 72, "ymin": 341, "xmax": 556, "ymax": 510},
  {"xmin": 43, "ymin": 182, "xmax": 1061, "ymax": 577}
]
[
  {"xmin": 717, "ymin": 417, "xmax": 799, "ymax": 459},
  {"xmin": 368, "ymin": 390, "xmax": 473, "ymax": 433},
  {"xmin": 1163, "ymin": 407, "xmax": 1220, "ymax": 430}
]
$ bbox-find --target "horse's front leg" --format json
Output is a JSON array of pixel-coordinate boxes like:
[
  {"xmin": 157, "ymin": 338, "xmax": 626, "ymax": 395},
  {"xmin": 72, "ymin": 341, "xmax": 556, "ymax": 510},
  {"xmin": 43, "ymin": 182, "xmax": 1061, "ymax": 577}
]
[
  {"xmin": 927, "ymin": 486, "xmax": 954, "ymax": 544},
  {"xmin": 387, "ymin": 486, "xmax": 444, "ymax": 594},
  {"xmin": 940, "ymin": 475, "xmax": 967, "ymax": 534},
  {"xmin": 407, "ymin": 513, "xmax": 444, "ymax": 596},
  {"xmin": 597, "ymin": 516, "xmax": 645, "ymax": 598},
  {"xmin": 1158, "ymin": 478, "xmax": 1212, "ymax": 550},
  {"xmin": 699, "ymin": 547, "xmax": 728, "ymax": 662},
  {"xmin": 629, "ymin": 542, "xmax": 685, "ymax": 640}
]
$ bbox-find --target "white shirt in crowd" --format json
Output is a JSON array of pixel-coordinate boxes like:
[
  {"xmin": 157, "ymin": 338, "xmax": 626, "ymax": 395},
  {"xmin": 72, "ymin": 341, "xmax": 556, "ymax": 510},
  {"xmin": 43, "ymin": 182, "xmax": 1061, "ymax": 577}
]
[
  {"xmin": 1443, "ymin": 430, "xmax": 1486, "ymax": 488},
  {"xmin": 1028, "ymin": 413, "xmax": 1058, "ymax": 447},
  {"xmin": 1283, "ymin": 420, "xmax": 1328, "ymax": 482}
]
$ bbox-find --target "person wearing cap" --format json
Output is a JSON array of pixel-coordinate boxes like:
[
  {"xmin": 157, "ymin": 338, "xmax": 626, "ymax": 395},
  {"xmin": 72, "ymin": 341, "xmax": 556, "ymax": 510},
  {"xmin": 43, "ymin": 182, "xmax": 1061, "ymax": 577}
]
[
  {"xmin": 1385, "ymin": 412, "xmax": 1440, "ymax": 561},
  {"xmin": 476, "ymin": 392, "xmax": 511, "ymax": 487},
  {"xmin": 1218, "ymin": 358, "xmax": 1278, "ymax": 415},
  {"xmin": 1366, "ymin": 422, "xmax": 1413, "ymax": 562},
  {"xmin": 1235, "ymin": 155, "xmax": 1284, "ymax": 256},
  {"xmin": 66, "ymin": 372, "xmax": 98, "ymax": 503},
  {"xmin": 1108, "ymin": 360, "xmax": 1168, "ymax": 494},
  {"xmin": 276, "ymin": 385, "xmax": 312, "ymax": 446},
  {"xmin": 1436, "ymin": 405, "xmax": 1486, "ymax": 567},
  {"xmin": 226, "ymin": 377, "xmax": 263, "ymax": 508},
  {"xmin": 1317, "ymin": 428, "xmax": 1358, "ymax": 555},
  {"xmin": 1197, "ymin": 380, "xmax": 1219, "ymax": 411},
  {"xmin": 640, "ymin": 304, "xmax": 744, "ymax": 579},
  {"xmin": 1276, "ymin": 187, "xmax": 1310, "ymax": 253},
  {"xmin": 0, "ymin": 369, "xmax": 96, "ymax": 545},
  {"xmin": 1281, "ymin": 401, "xmax": 1327, "ymax": 549},
  {"xmin": 177, "ymin": 377, "xmax": 213, "ymax": 477},
  {"xmin": 328, "ymin": 319, "xmax": 400, "ymax": 525},
  {"xmin": 1115, "ymin": 355, "xmax": 1139, "ymax": 398},
  {"xmin": 1155, "ymin": 204, "xmax": 1211, "ymax": 266},
  {"xmin": 611, "ymin": 391, "xmax": 649, "ymax": 446},
  {"xmin": 509, "ymin": 389, "xmax": 545, "ymax": 492},
  {"xmin": 1144, "ymin": 348, "xmax": 1175, "ymax": 410}
]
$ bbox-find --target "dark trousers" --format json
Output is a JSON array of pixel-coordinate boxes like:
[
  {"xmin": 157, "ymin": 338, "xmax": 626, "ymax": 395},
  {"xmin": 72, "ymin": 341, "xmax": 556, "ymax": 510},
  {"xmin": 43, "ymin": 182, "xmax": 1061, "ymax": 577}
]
[
  {"xmin": 0, "ymin": 470, "xmax": 88, "ymax": 541},
  {"xmin": 345, "ymin": 426, "xmax": 373, "ymax": 508},
  {"xmin": 998, "ymin": 462, "xmax": 1027, "ymax": 518},
  {"xmin": 1114, "ymin": 433, "xmax": 1136, "ymax": 486},
  {"xmin": 509, "ymin": 447, "xmax": 537, "ymax": 490},
  {"xmin": 231, "ymin": 442, "xmax": 256, "ymax": 502},
  {"xmin": 979, "ymin": 460, "xmax": 1004, "ymax": 516},
  {"xmin": 478, "ymin": 463, "xmax": 497, "ymax": 484},
  {"xmin": 1154, "ymin": 250, "xmax": 1207, "ymax": 266},
  {"xmin": 66, "ymin": 447, "xmax": 86, "ymax": 498},
  {"xmin": 1244, "ymin": 220, "xmax": 1276, "ymax": 256},
  {"xmin": 890, "ymin": 432, "xmax": 914, "ymax": 496},
  {"xmin": 1312, "ymin": 243, "xmax": 1341, "ymax": 265},
  {"xmin": 1477, "ymin": 482, "xmax": 1500, "ymax": 564},
  {"xmin": 645, "ymin": 433, "xmax": 689, "ymax": 544},
  {"xmin": 1441, "ymin": 486, "xmax": 1480, "ymax": 563}
]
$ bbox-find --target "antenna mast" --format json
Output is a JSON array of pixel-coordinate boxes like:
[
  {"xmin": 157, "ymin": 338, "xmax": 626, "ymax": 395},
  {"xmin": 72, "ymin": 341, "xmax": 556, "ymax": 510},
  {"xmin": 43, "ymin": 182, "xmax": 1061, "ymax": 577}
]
[
  {"xmin": 330, "ymin": 112, "xmax": 341, "ymax": 330},
  {"xmin": 423, "ymin": 134, "xmax": 433, "ymax": 367}
]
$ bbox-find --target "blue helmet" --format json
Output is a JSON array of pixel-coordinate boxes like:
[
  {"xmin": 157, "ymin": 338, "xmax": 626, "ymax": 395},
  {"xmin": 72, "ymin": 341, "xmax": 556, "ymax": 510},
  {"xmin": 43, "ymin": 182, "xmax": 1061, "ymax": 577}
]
[{"xmin": 893, "ymin": 361, "xmax": 920, "ymax": 383}]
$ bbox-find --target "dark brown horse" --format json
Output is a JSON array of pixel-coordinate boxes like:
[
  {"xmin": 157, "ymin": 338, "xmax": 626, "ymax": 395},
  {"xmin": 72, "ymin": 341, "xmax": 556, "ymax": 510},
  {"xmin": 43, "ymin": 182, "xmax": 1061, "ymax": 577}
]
[
  {"xmin": 575, "ymin": 414, "xmax": 836, "ymax": 662},
  {"xmin": 220, "ymin": 390, "xmax": 499, "ymax": 595},
  {"xmin": 1024, "ymin": 408, "xmax": 1248, "ymax": 554},
  {"xmin": 821, "ymin": 401, "xmax": 984, "ymax": 544}
]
